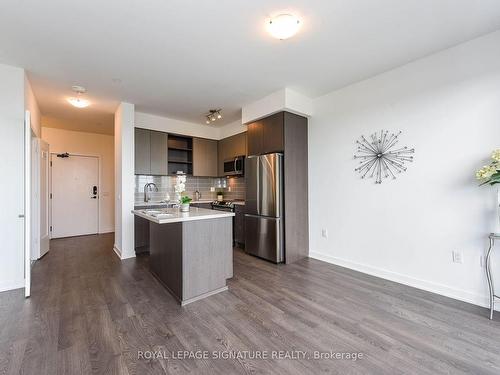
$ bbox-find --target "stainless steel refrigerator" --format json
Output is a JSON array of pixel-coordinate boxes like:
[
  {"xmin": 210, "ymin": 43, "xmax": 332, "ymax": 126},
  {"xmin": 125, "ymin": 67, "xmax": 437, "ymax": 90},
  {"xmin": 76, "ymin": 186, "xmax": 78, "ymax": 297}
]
[{"xmin": 245, "ymin": 153, "xmax": 284, "ymax": 263}]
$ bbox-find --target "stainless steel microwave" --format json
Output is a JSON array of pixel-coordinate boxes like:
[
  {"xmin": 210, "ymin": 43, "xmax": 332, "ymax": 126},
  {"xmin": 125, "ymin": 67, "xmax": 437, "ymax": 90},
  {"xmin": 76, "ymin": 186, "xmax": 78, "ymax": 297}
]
[{"xmin": 224, "ymin": 156, "xmax": 245, "ymax": 176}]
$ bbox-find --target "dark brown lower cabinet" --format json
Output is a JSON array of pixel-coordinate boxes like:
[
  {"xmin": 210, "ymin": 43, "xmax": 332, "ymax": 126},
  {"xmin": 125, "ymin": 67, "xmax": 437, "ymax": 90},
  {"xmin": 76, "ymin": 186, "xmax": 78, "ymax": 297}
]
[
  {"xmin": 134, "ymin": 215, "xmax": 150, "ymax": 253},
  {"xmin": 234, "ymin": 204, "xmax": 245, "ymax": 248}
]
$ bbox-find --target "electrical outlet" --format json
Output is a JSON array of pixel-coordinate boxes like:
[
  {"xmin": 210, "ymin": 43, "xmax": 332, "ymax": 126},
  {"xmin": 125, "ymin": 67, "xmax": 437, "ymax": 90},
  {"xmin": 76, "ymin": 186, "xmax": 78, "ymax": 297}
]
[
  {"xmin": 321, "ymin": 229, "xmax": 328, "ymax": 238},
  {"xmin": 210, "ymin": 187, "xmax": 215, "ymax": 192},
  {"xmin": 452, "ymin": 250, "xmax": 463, "ymax": 264}
]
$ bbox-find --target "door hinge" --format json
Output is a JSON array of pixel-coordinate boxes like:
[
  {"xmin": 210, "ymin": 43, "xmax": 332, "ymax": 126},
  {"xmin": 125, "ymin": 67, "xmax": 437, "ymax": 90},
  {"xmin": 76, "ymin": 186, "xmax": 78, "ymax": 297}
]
[
  {"xmin": 50, "ymin": 226, "xmax": 52, "ymax": 232},
  {"xmin": 50, "ymin": 193, "xmax": 52, "ymax": 199},
  {"xmin": 50, "ymin": 161, "xmax": 52, "ymax": 167}
]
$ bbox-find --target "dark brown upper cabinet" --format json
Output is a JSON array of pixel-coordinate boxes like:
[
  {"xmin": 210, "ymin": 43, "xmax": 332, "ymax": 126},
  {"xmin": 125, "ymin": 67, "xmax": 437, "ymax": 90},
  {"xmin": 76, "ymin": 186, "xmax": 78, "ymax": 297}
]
[
  {"xmin": 150, "ymin": 130, "xmax": 169, "ymax": 175},
  {"xmin": 134, "ymin": 128, "xmax": 169, "ymax": 175},
  {"xmin": 246, "ymin": 112, "xmax": 284, "ymax": 156},
  {"xmin": 167, "ymin": 135, "xmax": 193, "ymax": 175},
  {"xmin": 193, "ymin": 138, "xmax": 218, "ymax": 177},
  {"xmin": 135, "ymin": 128, "xmax": 151, "ymax": 175},
  {"xmin": 246, "ymin": 121, "xmax": 263, "ymax": 157}
]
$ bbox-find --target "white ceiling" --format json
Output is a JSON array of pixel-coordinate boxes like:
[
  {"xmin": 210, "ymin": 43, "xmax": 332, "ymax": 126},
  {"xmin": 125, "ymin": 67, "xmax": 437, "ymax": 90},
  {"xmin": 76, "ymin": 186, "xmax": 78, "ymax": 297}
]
[{"xmin": 1, "ymin": 0, "xmax": 500, "ymax": 134}]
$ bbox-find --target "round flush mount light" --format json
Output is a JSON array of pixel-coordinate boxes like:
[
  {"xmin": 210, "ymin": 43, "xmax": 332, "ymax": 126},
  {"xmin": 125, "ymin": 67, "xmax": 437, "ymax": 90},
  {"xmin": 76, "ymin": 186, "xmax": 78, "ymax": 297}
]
[
  {"xmin": 67, "ymin": 97, "xmax": 90, "ymax": 108},
  {"xmin": 67, "ymin": 85, "xmax": 90, "ymax": 108},
  {"xmin": 267, "ymin": 13, "xmax": 301, "ymax": 40}
]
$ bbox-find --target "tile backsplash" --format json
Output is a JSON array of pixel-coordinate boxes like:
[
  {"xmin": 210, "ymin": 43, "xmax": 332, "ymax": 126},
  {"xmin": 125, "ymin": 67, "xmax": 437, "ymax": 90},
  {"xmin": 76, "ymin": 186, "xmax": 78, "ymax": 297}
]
[{"xmin": 135, "ymin": 175, "xmax": 245, "ymax": 203}]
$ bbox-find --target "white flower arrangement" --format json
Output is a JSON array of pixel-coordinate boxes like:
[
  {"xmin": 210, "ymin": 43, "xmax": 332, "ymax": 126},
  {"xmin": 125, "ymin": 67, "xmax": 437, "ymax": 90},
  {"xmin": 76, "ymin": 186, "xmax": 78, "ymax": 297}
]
[
  {"xmin": 476, "ymin": 149, "xmax": 500, "ymax": 185},
  {"xmin": 174, "ymin": 174, "xmax": 186, "ymax": 194},
  {"xmin": 174, "ymin": 174, "xmax": 192, "ymax": 205}
]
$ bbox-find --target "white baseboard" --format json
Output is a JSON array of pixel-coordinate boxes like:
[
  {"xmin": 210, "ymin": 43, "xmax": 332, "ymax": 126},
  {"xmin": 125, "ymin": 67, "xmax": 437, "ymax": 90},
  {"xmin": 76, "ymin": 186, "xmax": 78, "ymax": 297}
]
[
  {"xmin": 120, "ymin": 252, "xmax": 136, "ymax": 260},
  {"xmin": 99, "ymin": 229, "xmax": 115, "ymax": 234},
  {"xmin": 113, "ymin": 244, "xmax": 136, "ymax": 260},
  {"xmin": 309, "ymin": 250, "xmax": 499, "ymax": 312},
  {"xmin": 113, "ymin": 244, "xmax": 122, "ymax": 259},
  {"xmin": 0, "ymin": 280, "xmax": 25, "ymax": 293}
]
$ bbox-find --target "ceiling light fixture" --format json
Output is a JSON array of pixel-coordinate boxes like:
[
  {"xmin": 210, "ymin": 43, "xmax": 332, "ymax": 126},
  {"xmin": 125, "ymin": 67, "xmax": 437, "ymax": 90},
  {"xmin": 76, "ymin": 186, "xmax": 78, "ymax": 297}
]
[
  {"xmin": 67, "ymin": 85, "xmax": 90, "ymax": 108},
  {"xmin": 205, "ymin": 109, "xmax": 222, "ymax": 125},
  {"xmin": 267, "ymin": 13, "xmax": 301, "ymax": 40}
]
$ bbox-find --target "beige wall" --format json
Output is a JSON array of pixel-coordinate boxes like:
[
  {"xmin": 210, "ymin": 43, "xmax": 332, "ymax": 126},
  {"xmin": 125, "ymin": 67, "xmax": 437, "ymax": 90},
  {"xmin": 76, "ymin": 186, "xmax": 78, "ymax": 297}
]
[{"xmin": 41, "ymin": 126, "xmax": 115, "ymax": 233}]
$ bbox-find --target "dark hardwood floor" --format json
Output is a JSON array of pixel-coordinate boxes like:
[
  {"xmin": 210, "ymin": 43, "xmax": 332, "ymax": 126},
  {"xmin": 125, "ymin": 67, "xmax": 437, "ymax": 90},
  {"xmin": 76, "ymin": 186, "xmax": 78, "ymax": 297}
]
[{"xmin": 1, "ymin": 233, "xmax": 499, "ymax": 374}]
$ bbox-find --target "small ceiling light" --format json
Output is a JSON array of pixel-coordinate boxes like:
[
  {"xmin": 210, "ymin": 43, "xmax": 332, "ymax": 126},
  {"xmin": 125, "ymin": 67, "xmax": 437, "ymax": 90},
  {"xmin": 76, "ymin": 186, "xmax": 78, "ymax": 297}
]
[
  {"xmin": 67, "ymin": 85, "xmax": 90, "ymax": 108},
  {"xmin": 205, "ymin": 109, "xmax": 223, "ymax": 124},
  {"xmin": 267, "ymin": 13, "xmax": 301, "ymax": 40},
  {"xmin": 68, "ymin": 97, "xmax": 90, "ymax": 108}
]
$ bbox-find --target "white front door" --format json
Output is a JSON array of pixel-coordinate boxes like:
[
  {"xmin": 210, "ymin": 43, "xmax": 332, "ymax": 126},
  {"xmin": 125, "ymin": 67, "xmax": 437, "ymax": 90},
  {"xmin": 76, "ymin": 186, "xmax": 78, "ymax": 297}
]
[
  {"xmin": 39, "ymin": 141, "xmax": 50, "ymax": 255},
  {"xmin": 51, "ymin": 154, "xmax": 99, "ymax": 238},
  {"xmin": 24, "ymin": 111, "xmax": 32, "ymax": 297}
]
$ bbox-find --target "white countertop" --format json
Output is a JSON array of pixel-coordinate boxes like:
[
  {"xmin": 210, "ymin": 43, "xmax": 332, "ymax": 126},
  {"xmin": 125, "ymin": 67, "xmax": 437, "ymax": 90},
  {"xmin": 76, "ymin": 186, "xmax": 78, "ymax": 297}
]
[
  {"xmin": 134, "ymin": 201, "xmax": 172, "ymax": 207},
  {"xmin": 135, "ymin": 199, "xmax": 216, "ymax": 207},
  {"xmin": 132, "ymin": 207, "xmax": 234, "ymax": 224}
]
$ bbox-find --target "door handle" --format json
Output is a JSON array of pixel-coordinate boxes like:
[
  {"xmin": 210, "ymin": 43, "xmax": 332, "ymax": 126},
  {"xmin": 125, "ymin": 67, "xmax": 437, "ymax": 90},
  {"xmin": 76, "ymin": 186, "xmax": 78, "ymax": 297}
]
[
  {"xmin": 92, "ymin": 186, "xmax": 98, "ymax": 195},
  {"xmin": 90, "ymin": 196, "xmax": 97, "ymax": 199}
]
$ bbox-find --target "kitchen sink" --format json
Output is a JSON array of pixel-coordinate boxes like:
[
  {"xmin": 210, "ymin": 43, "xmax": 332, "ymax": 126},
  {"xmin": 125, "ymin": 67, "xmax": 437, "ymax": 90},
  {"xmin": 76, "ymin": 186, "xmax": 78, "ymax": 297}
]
[{"xmin": 142, "ymin": 210, "xmax": 174, "ymax": 219}]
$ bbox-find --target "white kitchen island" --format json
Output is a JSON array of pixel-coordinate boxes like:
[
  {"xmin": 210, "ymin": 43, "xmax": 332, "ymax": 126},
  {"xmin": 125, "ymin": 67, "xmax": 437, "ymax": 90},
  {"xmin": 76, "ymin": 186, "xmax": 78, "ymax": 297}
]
[{"xmin": 132, "ymin": 207, "xmax": 235, "ymax": 305}]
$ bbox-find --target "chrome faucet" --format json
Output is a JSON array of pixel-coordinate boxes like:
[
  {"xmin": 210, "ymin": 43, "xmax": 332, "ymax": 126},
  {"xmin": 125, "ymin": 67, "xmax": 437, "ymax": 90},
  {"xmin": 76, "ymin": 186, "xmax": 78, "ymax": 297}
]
[{"xmin": 144, "ymin": 182, "xmax": 158, "ymax": 202}]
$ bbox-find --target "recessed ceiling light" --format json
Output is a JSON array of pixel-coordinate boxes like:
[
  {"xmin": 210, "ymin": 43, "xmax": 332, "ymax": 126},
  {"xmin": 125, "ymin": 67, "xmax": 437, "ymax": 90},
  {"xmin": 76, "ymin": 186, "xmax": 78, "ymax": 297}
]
[{"xmin": 267, "ymin": 13, "xmax": 301, "ymax": 40}]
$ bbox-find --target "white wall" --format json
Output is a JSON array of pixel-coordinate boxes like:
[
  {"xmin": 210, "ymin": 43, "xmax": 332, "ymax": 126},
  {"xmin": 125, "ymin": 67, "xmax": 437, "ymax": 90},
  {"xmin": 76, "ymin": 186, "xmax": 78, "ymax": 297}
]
[
  {"xmin": 136, "ymin": 112, "xmax": 221, "ymax": 140},
  {"xmin": 309, "ymin": 31, "xmax": 500, "ymax": 309},
  {"xmin": 0, "ymin": 63, "xmax": 25, "ymax": 291},
  {"xmin": 115, "ymin": 102, "xmax": 135, "ymax": 259},
  {"xmin": 41, "ymin": 127, "xmax": 115, "ymax": 233},
  {"xmin": 218, "ymin": 120, "xmax": 247, "ymax": 139},
  {"xmin": 136, "ymin": 112, "xmax": 247, "ymax": 140},
  {"xmin": 241, "ymin": 88, "xmax": 313, "ymax": 124},
  {"xmin": 24, "ymin": 75, "xmax": 41, "ymax": 137}
]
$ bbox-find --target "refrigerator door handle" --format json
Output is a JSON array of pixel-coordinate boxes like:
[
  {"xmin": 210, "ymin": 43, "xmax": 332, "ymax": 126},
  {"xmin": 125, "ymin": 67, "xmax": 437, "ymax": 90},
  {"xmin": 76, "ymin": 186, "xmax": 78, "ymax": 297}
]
[
  {"xmin": 244, "ymin": 213, "xmax": 263, "ymax": 219},
  {"xmin": 256, "ymin": 159, "xmax": 260, "ymax": 215}
]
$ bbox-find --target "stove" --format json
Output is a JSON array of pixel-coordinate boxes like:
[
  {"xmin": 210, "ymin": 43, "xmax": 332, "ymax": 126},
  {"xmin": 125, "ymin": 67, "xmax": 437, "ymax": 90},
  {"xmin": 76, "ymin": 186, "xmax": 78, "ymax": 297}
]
[{"xmin": 211, "ymin": 200, "xmax": 235, "ymax": 212}]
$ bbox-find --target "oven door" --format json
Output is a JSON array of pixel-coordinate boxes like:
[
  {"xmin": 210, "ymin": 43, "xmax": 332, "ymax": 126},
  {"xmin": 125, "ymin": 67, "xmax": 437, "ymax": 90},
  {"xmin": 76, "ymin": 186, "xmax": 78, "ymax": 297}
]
[{"xmin": 224, "ymin": 156, "xmax": 245, "ymax": 176}]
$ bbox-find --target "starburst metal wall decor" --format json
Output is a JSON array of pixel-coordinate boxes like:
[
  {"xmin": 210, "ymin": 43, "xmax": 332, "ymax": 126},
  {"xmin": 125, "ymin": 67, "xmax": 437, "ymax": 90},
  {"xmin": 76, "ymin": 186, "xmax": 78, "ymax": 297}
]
[{"xmin": 354, "ymin": 130, "xmax": 415, "ymax": 184}]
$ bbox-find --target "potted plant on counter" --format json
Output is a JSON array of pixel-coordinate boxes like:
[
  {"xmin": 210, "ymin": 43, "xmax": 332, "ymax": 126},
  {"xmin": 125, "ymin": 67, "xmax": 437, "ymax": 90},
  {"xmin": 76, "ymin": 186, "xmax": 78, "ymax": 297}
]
[
  {"xmin": 217, "ymin": 191, "xmax": 224, "ymax": 201},
  {"xmin": 174, "ymin": 173, "xmax": 191, "ymax": 211},
  {"xmin": 180, "ymin": 195, "xmax": 192, "ymax": 212}
]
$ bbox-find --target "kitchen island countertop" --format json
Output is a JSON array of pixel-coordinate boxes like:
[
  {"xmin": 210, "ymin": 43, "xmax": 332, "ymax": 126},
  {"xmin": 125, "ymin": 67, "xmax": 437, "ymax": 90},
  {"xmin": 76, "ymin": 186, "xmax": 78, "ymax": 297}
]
[{"xmin": 132, "ymin": 207, "xmax": 234, "ymax": 224}]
